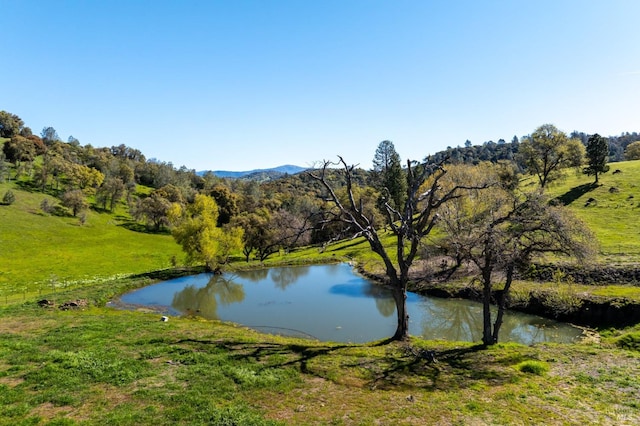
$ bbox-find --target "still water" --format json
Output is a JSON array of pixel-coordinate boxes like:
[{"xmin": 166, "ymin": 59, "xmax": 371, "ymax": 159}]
[{"xmin": 115, "ymin": 264, "xmax": 582, "ymax": 344}]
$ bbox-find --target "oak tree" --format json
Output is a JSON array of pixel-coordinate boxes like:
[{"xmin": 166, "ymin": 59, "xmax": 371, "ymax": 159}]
[
  {"xmin": 311, "ymin": 156, "xmax": 487, "ymax": 341},
  {"xmin": 518, "ymin": 124, "xmax": 585, "ymax": 188}
]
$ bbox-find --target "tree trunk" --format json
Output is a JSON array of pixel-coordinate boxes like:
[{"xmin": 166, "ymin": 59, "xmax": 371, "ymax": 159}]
[
  {"xmin": 491, "ymin": 264, "xmax": 514, "ymax": 344},
  {"xmin": 391, "ymin": 285, "xmax": 409, "ymax": 341},
  {"xmin": 481, "ymin": 267, "xmax": 494, "ymax": 346}
]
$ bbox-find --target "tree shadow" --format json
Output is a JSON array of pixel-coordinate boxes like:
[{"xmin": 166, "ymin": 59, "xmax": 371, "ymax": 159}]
[
  {"xmin": 117, "ymin": 219, "xmax": 170, "ymax": 235},
  {"xmin": 170, "ymin": 337, "xmax": 519, "ymax": 392},
  {"xmin": 552, "ymin": 183, "xmax": 599, "ymax": 206}
]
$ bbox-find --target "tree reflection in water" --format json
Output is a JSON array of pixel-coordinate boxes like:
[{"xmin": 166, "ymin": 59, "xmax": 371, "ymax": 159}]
[
  {"xmin": 172, "ymin": 274, "xmax": 245, "ymax": 319},
  {"xmin": 269, "ymin": 266, "xmax": 310, "ymax": 290},
  {"xmin": 417, "ymin": 300, "xmax": 483, "ymax": 342},
  {"xmin": 329, "ymin": 281, "xmax": 396, "ymax": 317},
  {"xmin": 365, "ymin": 284, "xmax": 396, "ymax": 317},
  {"xmin": 238, "ymin": 268, "xmax": 269, "ymax": 282},
  {"xmin": 417, "ymin": 300, "xmax": 572, "ymax": 344}
]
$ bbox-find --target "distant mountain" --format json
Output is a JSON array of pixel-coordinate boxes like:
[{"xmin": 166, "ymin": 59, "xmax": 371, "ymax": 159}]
[{"xmin": 198, "ymin": 165, "xmax": 308, "ymax": 180}]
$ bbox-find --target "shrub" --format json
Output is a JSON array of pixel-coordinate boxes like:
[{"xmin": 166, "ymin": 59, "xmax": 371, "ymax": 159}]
[
  {"xmin": 40, "ymin": 198, "xmax": 53, "ymax": 214},
  {"xmin": 516, "ymin": 360, "xmax": 550, "ymax": 375},
  {"xmin": 2, "ymin": 189, "xmax": 15, "ymax": 205},
  {"xmin": 615, "ymin": 331, "xmax": 640, "ymax": 351}
]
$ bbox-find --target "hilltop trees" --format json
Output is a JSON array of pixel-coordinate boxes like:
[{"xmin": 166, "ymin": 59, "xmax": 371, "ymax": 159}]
[
  {"xmin": 583, "ymin": 133, "xmax": 610, "ymax": 183},
  {"xmin": 0, "ymin": 111, "xmax": 24, "ymax": 137},
  {"xmin": 518, "ymin": 124, "xmax": 585, "ymax": 188},
  {"xmin": 624, "ymin": 141, "xmax": 640, "ymax": 161}
]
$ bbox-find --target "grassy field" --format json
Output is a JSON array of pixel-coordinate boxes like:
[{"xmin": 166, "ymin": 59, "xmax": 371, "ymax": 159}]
[
  {"xmin": 0, "ymin": 181, "xmax": 183, "ymax": 303},
  {"xmin": 543, "ymin": 159, "xmax": 640, "ymax": 262},
  {"xmin": 0, "ymin": 280, "xmax": 638, "ymax": 425}
]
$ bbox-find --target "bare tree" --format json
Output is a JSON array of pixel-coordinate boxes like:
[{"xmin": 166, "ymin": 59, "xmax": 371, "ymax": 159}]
[
  {"xmin": 438, "ymin": 164, "xmax": 596, "ymax": 345},
  {"xmin": 310, "ymin": 156, "xmax": 487, "ymax": 341}
]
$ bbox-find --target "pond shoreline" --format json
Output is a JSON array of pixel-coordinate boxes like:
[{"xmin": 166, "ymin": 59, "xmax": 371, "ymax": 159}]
[{"xmin": 357, "ymin": 266, "xmax": 640, "ymax": 329}]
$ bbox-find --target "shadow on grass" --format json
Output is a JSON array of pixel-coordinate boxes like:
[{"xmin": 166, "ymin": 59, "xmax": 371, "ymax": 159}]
[
  {"xmin": 552, "ymin": 182, "xmax": 599, "ymax": 206},
  {"xmin": 172, "ymin": 337, "xmax": 517, "ymax": 392},
  {"xmin": 117, "ymin": 219, "xmax": 170, "ymax": 235}
]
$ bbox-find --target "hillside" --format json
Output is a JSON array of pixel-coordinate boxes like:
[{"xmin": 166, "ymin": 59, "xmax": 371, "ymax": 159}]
[
  {"xmin": 544, "ymin": 159, "xmax": 640, "ymax": 262},
  {"xmin": 0, "ymin": 181, "xmax": 182, "ymax": 302}
]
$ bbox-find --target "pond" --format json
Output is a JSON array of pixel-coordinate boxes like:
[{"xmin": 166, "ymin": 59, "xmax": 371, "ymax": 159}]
[{"xmin": 113, "ymin": 264, "xmax": 583, "ymax": 344}]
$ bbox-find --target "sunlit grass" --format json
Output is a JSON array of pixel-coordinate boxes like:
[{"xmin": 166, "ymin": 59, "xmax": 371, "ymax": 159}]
[
  {"xmin": 0, "ymin": 289, "xmax": 638, "ymax": 425},
  {"xmin": 543, "ymin": 160, "xmax": 640, "ymax": 260},
  {"xmin": 0, "ymin": 181, "xmax": 183, "ymax": 302}
]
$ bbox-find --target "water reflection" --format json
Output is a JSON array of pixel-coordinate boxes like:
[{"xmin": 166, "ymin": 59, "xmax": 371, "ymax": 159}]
[
  {"xmin": 269, "ymin": 266, "xmax": 310, "ymax": 290},
  {"xmin": 172, "ymin": 275, "xmax": 245, "ymax": 319},
  {"xmin": 117, "ymin": 264, "xmax": 582, "ymax": 344},
  {"xmin": 329, "ymin": 281, "xmax": 395, "ymax": 317}
]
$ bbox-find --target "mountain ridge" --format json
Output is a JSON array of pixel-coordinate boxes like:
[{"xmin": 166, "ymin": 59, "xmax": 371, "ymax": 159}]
[{"xmin": 198, "ymin": 164, "xmax": 307, "ymax": 179}]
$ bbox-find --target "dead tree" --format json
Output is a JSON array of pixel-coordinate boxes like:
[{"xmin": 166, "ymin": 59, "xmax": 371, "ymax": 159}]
[{"xmin": 310, "ymin": 156, "xmax": 486, "ymax": 341}]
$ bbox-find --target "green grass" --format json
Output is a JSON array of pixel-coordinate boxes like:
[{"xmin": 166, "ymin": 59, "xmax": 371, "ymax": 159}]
[
  {"xmin": 0, "ymin": 287, "xmax": 638, "ymax": 425},
  {"xmin": 516, "ymin": 360, "xmax": 550, "ymax": 375},
  {"xmin": 544, "ymin": 160, "xmax": 640, "ymax": 261},
  {"xmin": 0, "ymin": 181, "xmax": 183, "ymax": 302}
]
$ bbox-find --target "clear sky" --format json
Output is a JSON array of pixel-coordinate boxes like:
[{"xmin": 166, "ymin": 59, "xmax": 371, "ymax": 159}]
[{"xmin": 3, "ymin": 1, "xmax": 639, "ymax": 171}]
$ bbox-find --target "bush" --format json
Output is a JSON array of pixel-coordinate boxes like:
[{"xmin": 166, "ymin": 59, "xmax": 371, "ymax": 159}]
[
  {"xmin": 40, "ymin": 198, "xmax": 53, "ymax": 214},
  {"xmin": 516, "ymin": 360, "xmax": 550, "ymax": 375},
  {"xmin": 615, "ymin": 331, "xmax": 640, "ymax": 351},
  {"xmin": 2, "ymin": 189, "xmax": 15, "ymax": 205}
]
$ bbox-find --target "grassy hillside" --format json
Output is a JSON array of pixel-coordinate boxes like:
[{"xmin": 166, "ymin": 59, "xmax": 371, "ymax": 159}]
[
  {"xmin": 544, "ymin": 159, "xmax": 640, "ymax": 262},
  {"xmin": 0, "ymin": 181, "xmax": 182, "ymax": 302}
]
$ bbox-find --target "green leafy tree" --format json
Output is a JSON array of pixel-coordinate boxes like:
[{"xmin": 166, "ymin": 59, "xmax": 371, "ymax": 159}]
[
  {"xmin": 209, "ymin": 184, "xmax": 239, "ymax": 226},
  {"xmin": 96, "ymin": 177, "xmax": 126, "ymax": 211},
  {"xmin": 131, "ymin": 192, "xmax": 172, "ymax": 231},
  {"xmin": 67, "ymin": 164, "xmax": 105, "ymax": 191},
  {"xmin": 40, "ymin": 126, "xmax": 60, "ymax": 145},
  {"xmin": 0, "ymin": 111, "xmax": 24, "ymax": 138},
  {"xmin": 3, "ymin": 136, "xmax": 36, "ymax": 166},
  {"xmin": 61, "ymin": 189, "xmax": 88, "ymax": 217},
  {"xmin": 583, "ymin": 133, "xmax": 610, "ymax": 183},
  {"xmin": 517, "ymin": 124, "xmax": 585, "ymax": 188},
  {"xmin": 2, "ymin": 189, "xmax": 16, "ymax": 205},
  {"xmin": 624, "ymin": 141, "xmax": 640, "ymax": 161},
  {"xmin": 372, "ymin": 140, "xmax": 406, "ymax": 212},
  {"xmin": 171, "ymin": 194, "xmax": 243, "ymax": 271}
]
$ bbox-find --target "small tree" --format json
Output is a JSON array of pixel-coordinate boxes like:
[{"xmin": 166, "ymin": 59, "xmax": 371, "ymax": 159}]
[
  {"xmin": 2, "ymin": 190, "xmax": 16, "ymax": 205},
  {"xmin": 171, "ymin": 194, "xmax": 244, "ymax": 271},
  {"xmin": 60, "ymin": 189, "xmax": 88, "ymax": 217},
  {"xmin": 131, "ymin": 192, "xmax": 172, "ymax": 231},
  {"xmin": 583, "ymin": 133, "xmax": 609, "ymax": 183},
  {"xmin": 517, "ymin": 124, "xmax": 585, "ymax": 189},
  {"xmin": 372, "ymin": 140, "xmax": 407, "ymax": 213}
]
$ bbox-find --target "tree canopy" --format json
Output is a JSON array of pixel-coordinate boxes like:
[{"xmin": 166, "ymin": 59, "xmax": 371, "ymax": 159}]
[
  {"xmin": 583, "ymin": 133, "xmax": 610, "ymax": 183},
  {"xmin": 517, "ymin": 124, "xmax": 585, "ymax": 188}
]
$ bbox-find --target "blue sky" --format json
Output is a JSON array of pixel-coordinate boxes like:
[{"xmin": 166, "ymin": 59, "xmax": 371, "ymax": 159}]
[{"xmin": 3, "ymin": 1, "xmax": 639, "ymax": 171}]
